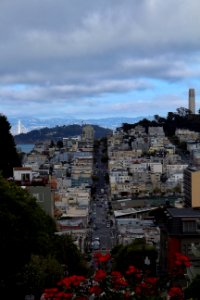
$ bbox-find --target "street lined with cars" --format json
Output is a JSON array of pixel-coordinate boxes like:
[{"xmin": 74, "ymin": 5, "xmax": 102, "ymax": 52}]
[{"xmin": 87, "ymin": 142, "xmax": 116, "ymax": 252}]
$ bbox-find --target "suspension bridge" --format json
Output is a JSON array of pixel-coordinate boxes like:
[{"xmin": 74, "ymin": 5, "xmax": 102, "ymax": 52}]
[{"xmin": 11, "ymin": 120, "xmax": 28, "ymax": 135}]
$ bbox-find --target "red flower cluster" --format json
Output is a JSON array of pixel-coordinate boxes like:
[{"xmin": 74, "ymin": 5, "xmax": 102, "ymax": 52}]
[
  {"xmin": 88, "ymin": 285, "xmax": 102, "ymax": 296},
  {"xmin": 126, "ymin": 265, "xmax": 142, "ymax": 280},
  {"xmin": 134, "ymin": 276, "xmax": 159, "ymax": 297},
  {"xmin": 93, "ymin": 252, "xmax": 111, "ymax": 263},
  {"xmin": 93, "ymin": 269, "xmax": 107, "ymax": 281},
  {"xmin": 168, "ymin": 286, "xmax": 184, "ymax": 299},
  {"xmin": 42, "ymin": 252, "xmax": 191, "ymax": 299},
  {"xmin": 60, "ymin": 275, "xmax": 86, "ymax": 289},
  {"xmin": 110, "ymin": 271, "xmax": 128, "ymax": 289},
  {"xmin": 43, "ymin": 275, "xmax": 87, "ymax": 299},
  {"xmin": 43, "ymin": 288, "xmax": 73, "ymax": 299},
  {"xmin": 175, "ymin": 253, "xmax": 191, "ymax": 268}
]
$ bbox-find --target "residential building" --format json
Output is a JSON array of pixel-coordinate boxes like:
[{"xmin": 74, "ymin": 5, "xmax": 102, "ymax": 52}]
[
  {"xmin": 81, "ymin": 125, "xmax": 95, "ymax": 142},
  {"xmin": 160, "ymin": 207, "xmax": 200, "ymax": 279},
  {"xmin": 27, "ymin": 185, "xmax": 54, "ymax": 217},
  {"xmin": 184, "ymin": 166, "xmax": 200, "ymax": 208}
]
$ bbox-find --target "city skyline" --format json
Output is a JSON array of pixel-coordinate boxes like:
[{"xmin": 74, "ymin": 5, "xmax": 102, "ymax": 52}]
[{"xmin": 0, "ymin": 0, "xmax": 200, "ymax": 120}]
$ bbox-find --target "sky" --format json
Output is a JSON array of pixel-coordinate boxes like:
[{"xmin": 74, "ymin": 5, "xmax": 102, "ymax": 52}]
[{"xmin": 1, "ymin": 0, "xmax": 200, "ymax": 121}]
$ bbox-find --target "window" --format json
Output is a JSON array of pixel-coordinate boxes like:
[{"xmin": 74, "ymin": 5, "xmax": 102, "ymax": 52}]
[
  {"xmin": 183, "ymin": 221, "xmax": 196, "ymax": 233},
  {"xmin": 196, "ymin": 220, "xmax": 200, "ymax": 232},
  {"xmin": 32, "ymin": 193, "xmax": 44, "ymax": 203},
  {"xmin": 21, "ymin": 173, "xmax": 30, "ymax": 181}
]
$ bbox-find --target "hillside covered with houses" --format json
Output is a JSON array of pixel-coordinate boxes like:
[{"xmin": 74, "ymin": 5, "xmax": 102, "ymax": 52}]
[{"xmin": 2, "ymin": 112, "xmax": 200, "ymax": 298}]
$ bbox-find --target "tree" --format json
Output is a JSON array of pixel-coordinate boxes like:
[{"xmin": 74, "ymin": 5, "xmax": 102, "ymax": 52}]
[
  {"xmin": 176, "ymin": 107, "xmax": 191, "ymax": 117},
  {"xmin": 0, "ymin": 114, "xmax": 21, "ymax": 177},
  {"xmin": 50, "ymin": 234, "xmax": 89, "ymax": 276},
  {"xmin": 49, "ymin": 140, "xmax": 55, "ymax": 147},
  {"xmin": 166, "ymin": 112, "xmax": 175, "ymax": 122},
  {"xmin": 184, "ymin": 274, "xmax": 200, "ymax": 300},
  {"xmin": 57, "ymin": 140, "xmax": 63, "ymax": 149},
  {"xmin": 18, "ymin": 255, "xmax": 63, "ymax": 298},
  {"xmin": 0, "ymin": 175, "xmax": 88, "ymax": 298},
  {"xmin": 111, "ymin": 239, "xmax": 157, "ymax": 275},
  {"xmin": 0, "ymin": 175, "xmax": 57, "ymax": 295}
]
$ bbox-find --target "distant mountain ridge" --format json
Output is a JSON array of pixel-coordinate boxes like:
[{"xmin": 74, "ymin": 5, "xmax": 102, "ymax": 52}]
[{"xmin": 14, "ymin": 124, "xmax": 113, "ymax": 144}]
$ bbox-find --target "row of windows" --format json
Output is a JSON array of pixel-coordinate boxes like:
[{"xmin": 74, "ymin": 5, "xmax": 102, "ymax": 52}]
[{"xmin": 182, "ymin": 220, "xmax": 200, "ymax": 233}]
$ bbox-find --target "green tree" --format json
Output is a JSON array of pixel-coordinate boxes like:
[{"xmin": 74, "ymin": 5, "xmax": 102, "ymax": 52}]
[
  {"xmin": 176, "ymin": 106, "xmax": 190, "ymax": 117},
  {"xmin": 18, "ymin": 255, "xmax": 63, "ymax": 298},
  {"xmin": 57, "ymin": 140, "xmax": 63, "ymax": 148},
  {"xmin": 50, "ymin": 234, "xmax": 89, "ymax": 276},
  {"xmin": 0, "ymin": 175, "xmax": 57, "ymax": 295},
  {"xmin": 111, "ymin": 239, "xmax": 157, "ymax": 275},
  {"xmin": 0, "ymin": 175, "xmax": 88, "ymax": 298},
  {"xmin": 184, "ymin": 274, "xmax": 200, "ymax": 300},
  {"xmin": 0, "ymin": 114, "xmax": 21, "ymax": 177}
]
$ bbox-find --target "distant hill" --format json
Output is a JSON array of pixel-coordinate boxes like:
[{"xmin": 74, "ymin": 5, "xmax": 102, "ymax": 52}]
[
  {"xmin": 14, "ymin": 124, "xmax": 112, "ymax": 144},
  {"xmin": 10, "ymin": 116, "xmax": 150, "ymax": 134}
]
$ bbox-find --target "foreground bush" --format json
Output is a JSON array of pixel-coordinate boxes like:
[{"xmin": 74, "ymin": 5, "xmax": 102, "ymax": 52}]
[{"xmin": 42, "ymin": 252, "xmax": 190, "ymax": 300}]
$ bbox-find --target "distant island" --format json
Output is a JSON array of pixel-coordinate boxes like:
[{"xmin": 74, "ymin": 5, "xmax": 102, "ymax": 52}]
[{"xmin": 14, "ymin": 124, "xmax": 112, "ymax": 144}]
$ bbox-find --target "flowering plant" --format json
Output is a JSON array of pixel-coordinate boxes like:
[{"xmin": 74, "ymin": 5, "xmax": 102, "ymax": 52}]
[{"xmin": 42, "ymin": 252, "xmax": 190, "ymax": 300}]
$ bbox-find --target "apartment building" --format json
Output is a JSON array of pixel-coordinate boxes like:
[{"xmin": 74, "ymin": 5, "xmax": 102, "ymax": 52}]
[
  {"xmin": 160, "ymin": 207, "xmax": 200, "ymax": 278},
  {"xmin": 184, "ymin": 166, "xmax": 200, "ymax": 208}
]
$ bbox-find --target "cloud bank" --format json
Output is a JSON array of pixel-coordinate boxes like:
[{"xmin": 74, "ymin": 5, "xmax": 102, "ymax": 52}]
[{"xmin": 0, "ymin": 0, "xmax": 200, "ymax": 119}]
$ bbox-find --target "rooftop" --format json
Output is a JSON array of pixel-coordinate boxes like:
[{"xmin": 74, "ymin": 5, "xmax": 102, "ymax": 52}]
[{"xmin": 167, "ymin": 208, "xmax": 200, "ymax": 218}]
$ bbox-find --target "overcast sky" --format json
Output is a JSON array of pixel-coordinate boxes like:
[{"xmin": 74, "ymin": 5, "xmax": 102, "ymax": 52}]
[{"xmin": 1, "ymin": 0, "xmax": 200, "ymax": 121}]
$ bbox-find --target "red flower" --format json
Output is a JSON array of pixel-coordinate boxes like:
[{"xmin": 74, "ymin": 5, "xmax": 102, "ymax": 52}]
[
  {"xmin": 184, "ymin": 261, "xmax": 191, "ymax": 267},
  {"xmin": 57, "ymin": 292, "xmax": 74, "ymax": 299},
  {"xmin": 111, "ymin": 271, "xmax": 122, "ymax": 277},
  {"xmin": 43, "ymin": 288, "xmax": 59, "ymax": 298},
  {"xmin": 175, "ymin": 253, "xmax": 191, "ymax": 267},
  {"xmin": 60, "ymin": 277, "xmax": 71, "ymax": 289},
  {"xmin": 94, "ymin": 269, "xmax": 107, "ymax": 281},
  {"xmin": 89, "ymin": 285, "xmax": 102, "ymax": 295},
  {"xmin": 59, "ymin": 275, "xmax": 86, "ymax": 290},
  {"xmin": 93, "ymin": 252, "xmax": 102, "ymax": 259},
  {"xmin": 145, "ymin": 277, "xmax": 158, "ymax": 285},
  {"xmin": 135, "ymin": 285, "xmax": 142, "ymax": 295},
  {"xmin": 99, "ymin": 253, "xmax": 111, "ymax": 262},
  {"xmin": 115, "ymin": 276, "xmax": 128, "ymax": 287},
  {"xmin": 126, "ymin": 265, "xmax": 137, "ymax": 275},
  {"xmin": 70, "ymin": 275, "xmax": 86, "ymax": 287},
  {"xmin": 93, "ymin": 252, "xmax": 111, "ymax": 263},
  {"xmin": 168, "ymin": 286, "xmax": 183, "ymax": 299},
  {"xmin": 111, "ymin": 271, "xmax": 128, "ymax": 289}
]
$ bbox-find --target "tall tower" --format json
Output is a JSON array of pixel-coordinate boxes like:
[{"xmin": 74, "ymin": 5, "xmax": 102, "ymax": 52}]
[{"xmin": 188, "ymin": 88, "xmax": 195, "ymax": 114}]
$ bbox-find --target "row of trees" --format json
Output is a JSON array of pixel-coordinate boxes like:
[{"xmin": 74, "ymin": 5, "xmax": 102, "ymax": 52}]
[{"xmin": 122, "ymin": 107, "xmax": 200, "ymax": 137}]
